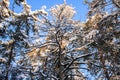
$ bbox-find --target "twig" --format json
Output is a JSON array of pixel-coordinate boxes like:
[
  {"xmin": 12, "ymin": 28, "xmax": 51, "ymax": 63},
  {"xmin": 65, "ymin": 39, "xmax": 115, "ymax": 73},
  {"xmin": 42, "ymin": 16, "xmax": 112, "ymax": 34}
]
[{"xmin": 62, "ymin": 52, "xmax": 95, "ymax": 73}]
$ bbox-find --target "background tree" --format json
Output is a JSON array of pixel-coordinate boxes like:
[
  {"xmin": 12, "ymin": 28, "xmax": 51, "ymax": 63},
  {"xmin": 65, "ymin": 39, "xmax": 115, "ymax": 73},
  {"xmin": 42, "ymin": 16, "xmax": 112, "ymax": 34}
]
[
  {"xmin": 81, "ymin": 0, "xmax": 120, "ymax": 80},
  {"xmin": 0, "ymin": 0, "xmax": 48, "ymax": 80}
]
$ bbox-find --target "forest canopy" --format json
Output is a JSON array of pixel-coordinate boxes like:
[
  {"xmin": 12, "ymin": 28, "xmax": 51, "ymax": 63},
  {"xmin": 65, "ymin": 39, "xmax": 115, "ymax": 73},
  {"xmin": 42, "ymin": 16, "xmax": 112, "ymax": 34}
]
[{"xmin": 0, "ymin": 0, "xmax": 120, "ymax": 80}]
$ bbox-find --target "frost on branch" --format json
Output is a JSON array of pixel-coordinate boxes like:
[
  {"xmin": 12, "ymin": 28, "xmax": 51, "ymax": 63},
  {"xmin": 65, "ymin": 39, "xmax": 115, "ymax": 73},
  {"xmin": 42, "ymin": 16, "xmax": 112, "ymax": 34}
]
[
  {"xmin": 0, "ymin": 57, "xmax": 7, "ymax": 63},
  {"xmin": 50, "ymin": 3, "xmax": 76, "ymax": 21},
  {"xmin": 0, "ymin": 0, "xmax": 48, "ymax": 23},
  {"xmin": 0, "ymin": 0, "xmax": 10, "ymax": 18}
]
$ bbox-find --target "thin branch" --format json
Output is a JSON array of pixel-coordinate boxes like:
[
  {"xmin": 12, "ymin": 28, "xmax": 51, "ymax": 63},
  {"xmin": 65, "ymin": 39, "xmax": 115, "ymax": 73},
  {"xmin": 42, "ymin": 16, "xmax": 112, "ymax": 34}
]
[{"xmin": 62, "ymin": 52, "xmax": 95, "ymax": 73}]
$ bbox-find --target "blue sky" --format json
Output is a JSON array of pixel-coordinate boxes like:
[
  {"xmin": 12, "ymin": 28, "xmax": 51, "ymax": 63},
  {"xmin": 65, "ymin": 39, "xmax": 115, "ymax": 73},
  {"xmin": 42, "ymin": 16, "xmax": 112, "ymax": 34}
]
[{"xmin": 27, "ymin": 0, "xmax": 88, "ymax": 21}]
